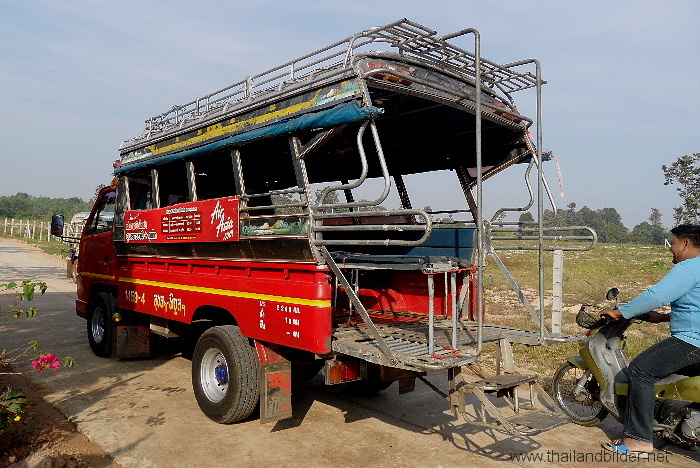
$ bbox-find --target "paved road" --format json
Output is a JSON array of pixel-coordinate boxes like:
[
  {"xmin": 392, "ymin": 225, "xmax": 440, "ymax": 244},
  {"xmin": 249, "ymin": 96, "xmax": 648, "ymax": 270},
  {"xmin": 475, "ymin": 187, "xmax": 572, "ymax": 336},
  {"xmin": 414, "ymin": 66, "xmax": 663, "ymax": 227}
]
[{"xmin": 1, "ymin": 237, "xmax": 698, "ymax": 467}]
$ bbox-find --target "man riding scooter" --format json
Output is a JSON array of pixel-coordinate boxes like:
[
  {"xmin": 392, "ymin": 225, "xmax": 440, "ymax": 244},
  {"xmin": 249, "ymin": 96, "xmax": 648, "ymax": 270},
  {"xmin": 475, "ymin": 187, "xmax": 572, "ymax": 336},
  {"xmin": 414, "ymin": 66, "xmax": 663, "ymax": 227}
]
[{"xmin": 599, "ymin": 224, "xmax": 700, "ymax": 456}]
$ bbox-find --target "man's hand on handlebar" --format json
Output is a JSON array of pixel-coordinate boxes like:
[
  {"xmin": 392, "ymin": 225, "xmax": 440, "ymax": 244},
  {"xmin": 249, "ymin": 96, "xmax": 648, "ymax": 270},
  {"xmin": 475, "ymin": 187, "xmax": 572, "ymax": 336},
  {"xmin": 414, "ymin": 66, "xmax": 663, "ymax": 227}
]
[
  {"xmin": 598, "ymin": 309, "xmax": 669, "ymax": 323},
  {"xmin": 599, "ymin": 308, "xmax": 623, "ymax": 321}
]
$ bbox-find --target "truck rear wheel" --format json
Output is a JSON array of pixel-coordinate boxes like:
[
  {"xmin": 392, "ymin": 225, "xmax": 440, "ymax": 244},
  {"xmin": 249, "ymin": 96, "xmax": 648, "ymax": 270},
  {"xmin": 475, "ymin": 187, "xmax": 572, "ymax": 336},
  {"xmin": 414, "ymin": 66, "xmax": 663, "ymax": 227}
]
[
  {"xmin": 192, "ymin": 325, "xmax": 260, "ymax": 423},
  {"xmin": 87, "ymin": 292, "xmax": 114, "ymax": 357}
]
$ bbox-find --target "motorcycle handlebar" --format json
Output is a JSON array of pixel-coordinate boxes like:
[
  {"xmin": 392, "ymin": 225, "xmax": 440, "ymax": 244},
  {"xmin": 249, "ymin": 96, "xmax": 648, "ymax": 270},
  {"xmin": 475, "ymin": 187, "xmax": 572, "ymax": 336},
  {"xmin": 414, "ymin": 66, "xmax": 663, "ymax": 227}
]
[{"xmin": 599, "ymin": 311, "xmax": 651, "ymax": 322}]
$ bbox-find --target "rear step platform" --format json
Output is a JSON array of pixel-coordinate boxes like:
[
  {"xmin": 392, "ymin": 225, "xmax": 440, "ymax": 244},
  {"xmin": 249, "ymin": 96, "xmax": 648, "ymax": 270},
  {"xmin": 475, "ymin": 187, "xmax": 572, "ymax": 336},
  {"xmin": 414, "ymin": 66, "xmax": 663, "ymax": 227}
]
[
  {"xmin": 332, "ymin": 321, "xmax": 572, "ymax": 435},
  {"xmin": 461, "ymin": 372, "xmax": 570, "ymax": 436},
  {"xmin": 331, "ymin": 319, "xmax": 578, "ymax": 371}
]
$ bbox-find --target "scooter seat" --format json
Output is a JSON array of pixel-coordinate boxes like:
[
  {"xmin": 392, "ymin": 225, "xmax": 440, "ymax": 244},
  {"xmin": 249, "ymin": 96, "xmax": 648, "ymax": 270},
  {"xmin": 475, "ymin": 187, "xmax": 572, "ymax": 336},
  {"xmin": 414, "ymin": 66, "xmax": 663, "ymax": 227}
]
[
  {"xmin": 656, "ymin": 374, "xmax": 692, "ymax": 386},
  {"xmin": 654, "ymin": 364, "xmax": 700, "ymax": 386},
  {"xmin": 675, "ymin": 362, "xmax": 700, "ymax": 377},
  {"xmin": 616, "ymin": 364, "xmax": 700, "ymax": 390}
]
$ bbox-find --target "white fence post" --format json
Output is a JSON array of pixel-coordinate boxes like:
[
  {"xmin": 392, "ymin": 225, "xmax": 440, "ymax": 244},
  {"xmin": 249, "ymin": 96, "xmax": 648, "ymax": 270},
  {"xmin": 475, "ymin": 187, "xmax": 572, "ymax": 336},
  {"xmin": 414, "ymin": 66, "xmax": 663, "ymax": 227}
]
[
  {"xmin": 552, "ymin": 249, "xmax": 564, "ymax": 334},
  {"xmin": 10, "ymin": 219, "xmax": 15, "ymax": 236}
]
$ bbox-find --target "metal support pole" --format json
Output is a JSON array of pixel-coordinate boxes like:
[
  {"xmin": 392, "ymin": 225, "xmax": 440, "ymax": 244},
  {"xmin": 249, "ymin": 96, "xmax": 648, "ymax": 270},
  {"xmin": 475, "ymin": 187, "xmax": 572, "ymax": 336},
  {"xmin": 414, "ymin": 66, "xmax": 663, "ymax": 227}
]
[
  {"xmin": 473, "ymin": 31, "xmax": 485, "ymax": 355},
  {"xmin": 443, "ymin": 273, "xmax": 448, "ymax": 316},
  {"xmin": 451, "ymin": 272, "xmax": 458, "ymax": 349},
  {"xmin": 443, "ymin": 28, "xmax": 484, "ymax": 353},
  {"xmin": 428, "ymin": 274, "xmax": 435, "ymax": 354},
  {"xmin": 552, "ymin": 249, "xmax": 563, "ymax": 334},
  {"xmin": 535, "ymin": 60, "xmax": 546, "ymax": 344}
]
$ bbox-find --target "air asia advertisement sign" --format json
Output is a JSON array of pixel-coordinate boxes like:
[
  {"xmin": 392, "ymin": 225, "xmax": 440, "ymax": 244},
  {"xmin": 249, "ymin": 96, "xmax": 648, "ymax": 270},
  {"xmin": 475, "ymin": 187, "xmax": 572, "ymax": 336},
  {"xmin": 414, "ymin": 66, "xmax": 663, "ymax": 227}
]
[{"xmin": 124, "ymin": 197, "xmax": 240, "ymax": 243}]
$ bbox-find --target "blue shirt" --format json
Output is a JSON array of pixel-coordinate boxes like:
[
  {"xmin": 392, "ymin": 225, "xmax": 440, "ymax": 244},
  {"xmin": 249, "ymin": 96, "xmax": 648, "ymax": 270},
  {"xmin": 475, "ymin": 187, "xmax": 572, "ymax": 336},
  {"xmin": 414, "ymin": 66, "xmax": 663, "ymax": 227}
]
[{"xmin": 619, "ymin": 255, "xmax": 700, "ymax": 347}]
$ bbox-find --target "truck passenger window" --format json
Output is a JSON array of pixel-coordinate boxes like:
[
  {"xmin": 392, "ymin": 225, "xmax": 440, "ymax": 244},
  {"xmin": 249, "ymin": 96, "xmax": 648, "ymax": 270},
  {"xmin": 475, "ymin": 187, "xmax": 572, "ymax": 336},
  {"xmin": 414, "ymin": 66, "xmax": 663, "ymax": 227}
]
[
  {"xmin": 114, "ymin": 178, "xmax": 128, "ymax": 241},
  {"xmin": 157, "ymin": 161, "xmax": 190, "ymax": 207},
  {"xmin": 239, "ymin": 139, "xmax": 301, "ymax": 214},
  {"xmin": 192, "ymin": 151, "xmax": 237, "ymax": 200},
  {"xmin": 126, "ymin": 170, "xmax": 154, "ymax": 210},
  {"xmin": 86, "ymin": 190, "xmax": 116, "ymax": 235}
]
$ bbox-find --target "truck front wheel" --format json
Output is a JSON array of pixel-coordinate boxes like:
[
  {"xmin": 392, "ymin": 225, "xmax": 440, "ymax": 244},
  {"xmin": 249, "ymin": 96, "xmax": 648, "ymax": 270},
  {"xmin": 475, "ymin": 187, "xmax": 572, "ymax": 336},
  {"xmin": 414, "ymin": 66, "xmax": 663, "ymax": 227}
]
[
  {"xmin": 192, "ymin": 325, "xmax": 260, "ymax": 423},
  {"xmin": 87, "ymin": 292, "xmax": 114, "ymax": 357}
]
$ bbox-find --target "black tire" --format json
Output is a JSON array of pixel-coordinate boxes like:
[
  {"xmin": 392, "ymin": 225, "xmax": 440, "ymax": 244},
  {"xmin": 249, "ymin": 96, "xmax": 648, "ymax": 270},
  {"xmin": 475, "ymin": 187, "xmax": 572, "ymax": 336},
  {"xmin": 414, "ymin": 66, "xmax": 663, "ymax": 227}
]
[
  {"xmin": 552, "ymin": 362, "xmax": 608, "ymax": 426},
  {"xmin": 87, "ymin": 292, "xmax": 114, "ymax": 357},
  {"xmin": 192, "ymin": 326, "xmax": 260, "ymax": 423}
]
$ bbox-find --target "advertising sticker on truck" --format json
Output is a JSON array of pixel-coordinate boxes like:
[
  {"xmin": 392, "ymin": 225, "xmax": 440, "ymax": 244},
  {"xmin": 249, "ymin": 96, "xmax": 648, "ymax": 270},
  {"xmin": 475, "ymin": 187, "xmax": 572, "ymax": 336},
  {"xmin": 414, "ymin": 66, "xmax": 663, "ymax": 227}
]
[{"xmin": 124, "ymin": 197, "xmax": 240, "ymax": 243}]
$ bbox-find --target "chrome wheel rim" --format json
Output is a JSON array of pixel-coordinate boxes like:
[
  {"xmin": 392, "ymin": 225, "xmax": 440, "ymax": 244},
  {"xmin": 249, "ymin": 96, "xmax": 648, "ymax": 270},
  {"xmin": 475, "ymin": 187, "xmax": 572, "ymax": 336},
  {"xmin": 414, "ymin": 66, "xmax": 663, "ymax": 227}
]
[
  {"xmin": 200, "ymin": 348, "xmax": 229, "ymax": 403},
  {"xmin": 555, "ymin": 365, "xmax": 605, "ymax": 420},
  {"xmin": 91, "ymin": 306, "xmax": 106, "ymax": 344}
]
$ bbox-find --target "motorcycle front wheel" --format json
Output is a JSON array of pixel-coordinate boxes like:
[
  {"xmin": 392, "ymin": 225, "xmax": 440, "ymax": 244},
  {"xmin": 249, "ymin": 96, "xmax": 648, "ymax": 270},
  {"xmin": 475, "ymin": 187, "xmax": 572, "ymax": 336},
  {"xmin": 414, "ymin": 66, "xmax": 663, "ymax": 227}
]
[{"xmin": 552, "ymin": 362, "xmax": 609, "ymax": 426}]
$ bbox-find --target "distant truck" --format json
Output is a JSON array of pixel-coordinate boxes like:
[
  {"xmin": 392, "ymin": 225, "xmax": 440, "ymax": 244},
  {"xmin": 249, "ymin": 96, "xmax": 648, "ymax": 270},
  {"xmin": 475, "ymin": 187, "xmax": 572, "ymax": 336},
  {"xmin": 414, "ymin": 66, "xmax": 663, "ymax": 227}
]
[
  {"xmin": 52, "ymin": 19, "xmax": 594, "ymax": 434},
  {"xmin": 63, "ymin": 212, "xmax": 91, "ymax": 281}
]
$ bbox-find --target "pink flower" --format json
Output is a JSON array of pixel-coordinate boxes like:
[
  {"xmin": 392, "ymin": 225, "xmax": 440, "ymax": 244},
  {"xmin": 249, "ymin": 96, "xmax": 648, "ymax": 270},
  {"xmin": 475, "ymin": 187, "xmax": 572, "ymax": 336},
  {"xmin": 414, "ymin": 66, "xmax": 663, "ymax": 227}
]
[{"xmin": 31, "ymin": 353, "xmax": 61, "ymax": 372}]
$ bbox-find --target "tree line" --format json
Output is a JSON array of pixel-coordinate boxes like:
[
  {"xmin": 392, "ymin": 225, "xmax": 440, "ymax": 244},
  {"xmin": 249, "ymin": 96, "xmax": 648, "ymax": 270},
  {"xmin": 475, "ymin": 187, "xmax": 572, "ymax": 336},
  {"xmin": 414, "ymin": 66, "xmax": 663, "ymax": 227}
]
[
  {"xmin": 663, "ymin": 152, "xmax": 700, "ymax": 225},
  {"xmin": 0, "ymin": 193, "xmax": 93, "ymax": 221},
  {"xmin": 511, "ymin": 151, "xmax": 700, "ymax": 245},
  {"xmin": 518, "ymin": 204, "xmax": 666, "ymax": 245}
]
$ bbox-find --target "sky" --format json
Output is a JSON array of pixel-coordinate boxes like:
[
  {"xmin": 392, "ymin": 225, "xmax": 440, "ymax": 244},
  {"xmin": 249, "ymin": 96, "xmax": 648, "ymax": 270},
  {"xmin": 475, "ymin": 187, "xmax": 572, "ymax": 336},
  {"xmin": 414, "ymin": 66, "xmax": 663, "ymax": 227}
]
[{"xmin": 1, "ymin": 0, "xmax": 698, "ymax": 230}]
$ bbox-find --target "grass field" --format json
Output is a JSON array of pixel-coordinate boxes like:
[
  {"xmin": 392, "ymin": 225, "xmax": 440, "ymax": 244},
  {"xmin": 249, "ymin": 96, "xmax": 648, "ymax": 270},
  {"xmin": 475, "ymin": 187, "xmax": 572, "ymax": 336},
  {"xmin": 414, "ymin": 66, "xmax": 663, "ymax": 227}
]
[{"xmin": 482, "ymin": 242, "xmax": 672, "ymax": 375}]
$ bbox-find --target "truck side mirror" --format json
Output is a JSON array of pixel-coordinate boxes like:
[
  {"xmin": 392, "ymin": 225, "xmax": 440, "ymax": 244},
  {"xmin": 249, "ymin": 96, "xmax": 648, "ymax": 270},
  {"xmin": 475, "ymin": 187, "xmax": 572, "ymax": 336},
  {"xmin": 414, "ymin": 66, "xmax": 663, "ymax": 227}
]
[{"xmin": 51, "ymin": 214, "xmax": 65, "ymax": 236}]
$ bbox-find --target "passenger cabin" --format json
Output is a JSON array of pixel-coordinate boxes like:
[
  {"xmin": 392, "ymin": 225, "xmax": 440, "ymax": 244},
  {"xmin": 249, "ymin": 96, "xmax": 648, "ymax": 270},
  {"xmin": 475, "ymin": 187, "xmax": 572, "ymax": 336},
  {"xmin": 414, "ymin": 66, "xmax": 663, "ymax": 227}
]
[{"xmin": 111, "ymin": 19, "xmax": 565, "ymax": 372}]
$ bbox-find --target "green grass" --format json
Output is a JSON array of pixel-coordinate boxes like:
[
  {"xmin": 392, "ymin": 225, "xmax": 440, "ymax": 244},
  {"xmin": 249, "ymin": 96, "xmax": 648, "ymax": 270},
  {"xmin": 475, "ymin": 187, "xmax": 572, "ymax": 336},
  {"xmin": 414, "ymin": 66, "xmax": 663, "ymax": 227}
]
[{"xmin": 483, "ymin": 242, "xmax": 671, "ymax": 374}]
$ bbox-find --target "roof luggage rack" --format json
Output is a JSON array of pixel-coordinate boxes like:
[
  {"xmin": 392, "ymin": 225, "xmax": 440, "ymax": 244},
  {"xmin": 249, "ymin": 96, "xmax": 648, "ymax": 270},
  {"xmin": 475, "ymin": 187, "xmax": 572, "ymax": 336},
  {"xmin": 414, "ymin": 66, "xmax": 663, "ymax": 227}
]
[{"xmin": 124, "ymin": 18, "xmax": 541, "ymax": 145}]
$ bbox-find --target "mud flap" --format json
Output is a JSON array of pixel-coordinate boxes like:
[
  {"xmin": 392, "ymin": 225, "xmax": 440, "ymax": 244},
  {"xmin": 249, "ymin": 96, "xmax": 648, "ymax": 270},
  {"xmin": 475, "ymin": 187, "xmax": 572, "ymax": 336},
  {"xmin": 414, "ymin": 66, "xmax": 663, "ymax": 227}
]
[
  {"xmin": 255, "ymin": 342, "xmax": 293, "ymax": 424},
  {"xmin": 112, "ymin": 312, "xmax": 152, "ymax": 359}
]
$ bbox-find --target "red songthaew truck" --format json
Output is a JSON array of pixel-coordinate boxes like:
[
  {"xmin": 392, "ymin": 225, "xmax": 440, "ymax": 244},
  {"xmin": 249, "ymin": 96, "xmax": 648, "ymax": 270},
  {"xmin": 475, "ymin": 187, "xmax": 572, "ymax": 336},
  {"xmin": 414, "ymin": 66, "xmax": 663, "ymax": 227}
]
[{"xmin": 53, "ymin": 20, "xmax": 595, "ymax": 434}]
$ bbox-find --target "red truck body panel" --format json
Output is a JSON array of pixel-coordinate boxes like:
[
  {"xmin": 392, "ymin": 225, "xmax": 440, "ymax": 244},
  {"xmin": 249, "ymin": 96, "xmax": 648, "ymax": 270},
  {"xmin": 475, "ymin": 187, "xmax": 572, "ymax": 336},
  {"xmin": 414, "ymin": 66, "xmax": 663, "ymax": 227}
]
[{"xmin": 77, "ymin": 188, "xmax": 334, "ymax": 354}]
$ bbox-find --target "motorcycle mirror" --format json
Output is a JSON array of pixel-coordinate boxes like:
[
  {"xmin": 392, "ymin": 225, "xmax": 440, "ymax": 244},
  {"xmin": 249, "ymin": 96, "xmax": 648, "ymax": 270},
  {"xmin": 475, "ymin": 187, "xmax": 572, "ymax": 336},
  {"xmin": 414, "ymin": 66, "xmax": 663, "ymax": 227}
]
[
  {"xmin": 605, "ymin": 287, "xmax": 619, "ymax": 301},
  {"xmin": 50, "ymin": 214, "xmax": 65, "ymax": 237}
]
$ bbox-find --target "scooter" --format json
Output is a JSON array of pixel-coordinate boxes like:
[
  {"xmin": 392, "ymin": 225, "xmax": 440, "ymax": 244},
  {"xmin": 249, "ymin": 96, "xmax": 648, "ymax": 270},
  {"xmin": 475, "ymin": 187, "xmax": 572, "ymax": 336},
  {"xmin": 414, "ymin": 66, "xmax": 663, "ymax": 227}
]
[{"xmin": 552, "ymin": 288, "xmax": 700, "ymax": 447}]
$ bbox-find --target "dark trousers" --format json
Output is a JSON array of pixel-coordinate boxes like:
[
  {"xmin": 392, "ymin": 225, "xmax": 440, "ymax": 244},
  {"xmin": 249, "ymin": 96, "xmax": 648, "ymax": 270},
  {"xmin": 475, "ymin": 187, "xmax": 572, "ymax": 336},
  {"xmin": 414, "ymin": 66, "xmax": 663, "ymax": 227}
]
[{"xmin": 624, "ymin": 336, "xmax": 700, "ymax": 443}]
